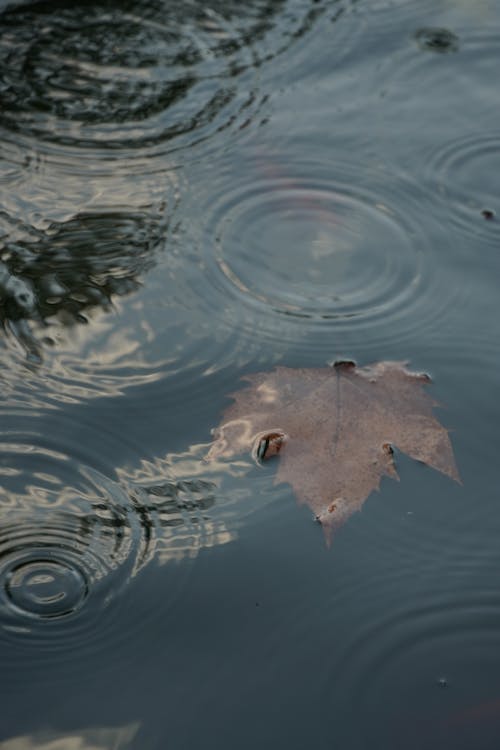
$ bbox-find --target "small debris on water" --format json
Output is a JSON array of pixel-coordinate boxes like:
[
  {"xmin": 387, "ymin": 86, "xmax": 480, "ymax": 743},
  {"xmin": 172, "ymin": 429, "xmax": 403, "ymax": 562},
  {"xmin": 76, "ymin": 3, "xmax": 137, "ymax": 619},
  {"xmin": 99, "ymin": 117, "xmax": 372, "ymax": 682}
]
[
  {"xmin": 415, "ymin": 27, "xmax": 459, "ymax": 54},
  {"xmin": 481, "ymin": 209, "xmax": 495, "ymax": 220}
]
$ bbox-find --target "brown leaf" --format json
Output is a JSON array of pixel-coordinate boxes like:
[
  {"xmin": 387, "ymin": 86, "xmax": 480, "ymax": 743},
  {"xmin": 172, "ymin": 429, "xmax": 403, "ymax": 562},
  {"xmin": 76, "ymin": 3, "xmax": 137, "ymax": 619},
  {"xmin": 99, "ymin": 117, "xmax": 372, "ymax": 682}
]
[{"xmin": 207, "ymin": 360, "xmax": 460, "ymax": 541}]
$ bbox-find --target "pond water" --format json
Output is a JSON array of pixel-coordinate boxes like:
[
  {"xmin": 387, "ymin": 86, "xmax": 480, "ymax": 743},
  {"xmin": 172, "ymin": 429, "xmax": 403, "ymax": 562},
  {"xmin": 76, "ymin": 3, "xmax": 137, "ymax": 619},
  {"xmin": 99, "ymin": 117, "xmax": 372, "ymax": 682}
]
[{"xmin": 0, "ymin": 0, "xmax": 500, "ymax": 747}]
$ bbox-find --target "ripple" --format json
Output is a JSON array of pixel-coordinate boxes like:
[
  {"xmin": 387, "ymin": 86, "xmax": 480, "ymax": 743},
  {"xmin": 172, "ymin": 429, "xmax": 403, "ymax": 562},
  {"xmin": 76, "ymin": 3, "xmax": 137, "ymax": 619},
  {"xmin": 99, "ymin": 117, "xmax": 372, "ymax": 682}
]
[
  {"xmin": 4, "ymin": 558, "xmax": 87, "ymax": 619},
  {"xmin": 122, "ymin": 450, "xmax": 249, "ymax": 565},
  {"xmin": 0, "ymin": 199, "xmax": 171, "ymax": 364},
  {"xmin": 0, "ymin": 419, "xmax": 248, "ymax": 666},
  {"xmin": 0, "ymin": 422, "xmax": 263, "ymax": 684},
  {"xmin": 372, "ymin": 21, "xmax": 500, "ymax": 167},
  {"xmin": 424, "ymin": 132, "xmax": 500, "ymax": 247},
  {"xmin": 0, "ymin": 0, "xmax": 327, "ymax": 159},
  {"xmin": 0, "ymin": 128, "xmax": 182, "ymax": 382},
  {"xmin": 0, "ymin": 190, "xmax": 296, "ymax": 402},
  {"xmin": 180, "ymin": 148, "xmax": 462, "ymax": 354},
  {"xmin": 210, "ymin": 176, "xmax": 417, "ymax": 319},
  {"xmin": 0, "ymin": 431, "xmax": 203, "ymax": 683},
  {"xmin": 326, "ymin": 588, "xmax": 500, "ymax": 747},
  {"xmin": 355, "ymin": 0, "xmax": 439, "ymax": 26},
  {"xmin": 256, "ymin": 1, "xmax": 365, "ymax": 88},
  {"xmin": 0, "ymin": 439, "xmax": 145, "ymax": 613},
  {"xmin": 0, "ymin": 290, "xmax": 286, "ymax": 406},
  {"xmin": 0, "ymin": 0, "xmax": 332, "ymax": 391}
]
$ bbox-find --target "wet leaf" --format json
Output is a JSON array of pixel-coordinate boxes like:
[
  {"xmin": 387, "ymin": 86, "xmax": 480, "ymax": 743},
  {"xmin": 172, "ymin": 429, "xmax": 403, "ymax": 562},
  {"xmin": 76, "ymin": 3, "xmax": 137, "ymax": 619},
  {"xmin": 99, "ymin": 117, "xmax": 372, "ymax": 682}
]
[{"xmin": 207, "ymin": 361, "xmax": 460, "ymax": 541}]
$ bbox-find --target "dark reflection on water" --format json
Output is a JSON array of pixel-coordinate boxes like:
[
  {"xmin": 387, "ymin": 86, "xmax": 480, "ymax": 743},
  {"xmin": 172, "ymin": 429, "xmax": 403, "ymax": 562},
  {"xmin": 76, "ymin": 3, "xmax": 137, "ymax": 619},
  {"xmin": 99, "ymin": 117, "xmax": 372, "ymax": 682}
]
[
  {"xmin": 1, "ymin": 0, "xmax": 500, "ymax": 748},
  {"xmin": 0, "ymin": 0, "xmax": 324, "ymax": 154},
  {"xmin": 0, "ymin": 0, "xmax": 331, "ymax": 378},
  {"xmin": 0, "ymin": 208, "xmax": 168, "ymax": 360}
]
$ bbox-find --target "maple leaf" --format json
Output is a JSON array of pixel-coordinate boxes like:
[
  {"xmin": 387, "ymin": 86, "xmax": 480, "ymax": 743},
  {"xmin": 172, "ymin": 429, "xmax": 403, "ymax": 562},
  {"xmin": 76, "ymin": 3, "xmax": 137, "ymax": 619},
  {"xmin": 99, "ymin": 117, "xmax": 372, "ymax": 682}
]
[{"xmin": 207, "ymin": 360, "xmax": 460, "ymax": 541}]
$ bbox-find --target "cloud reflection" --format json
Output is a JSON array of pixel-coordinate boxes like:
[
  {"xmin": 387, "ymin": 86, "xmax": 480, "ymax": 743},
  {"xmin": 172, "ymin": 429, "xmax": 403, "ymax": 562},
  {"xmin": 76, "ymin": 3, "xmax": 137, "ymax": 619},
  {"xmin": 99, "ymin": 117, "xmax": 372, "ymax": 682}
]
[{"xmin": 0, "ymin": 723, "xmax": 140, "ymax": 750}]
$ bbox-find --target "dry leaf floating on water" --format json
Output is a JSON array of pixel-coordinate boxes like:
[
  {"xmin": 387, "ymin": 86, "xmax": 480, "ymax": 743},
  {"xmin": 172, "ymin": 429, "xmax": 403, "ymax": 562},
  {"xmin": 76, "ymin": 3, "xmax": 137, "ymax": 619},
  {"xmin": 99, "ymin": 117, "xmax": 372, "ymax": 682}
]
[{"xmin": 208, "ymin": 361, "xmax": 460, "ymax": 541}]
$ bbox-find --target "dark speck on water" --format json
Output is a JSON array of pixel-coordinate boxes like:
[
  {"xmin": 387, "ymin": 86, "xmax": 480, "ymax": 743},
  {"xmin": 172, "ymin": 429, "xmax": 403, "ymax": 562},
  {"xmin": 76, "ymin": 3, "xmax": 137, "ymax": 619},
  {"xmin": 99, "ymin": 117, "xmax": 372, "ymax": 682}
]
[
  {"xmin": 1, "ymin": 0, "xmax": 500, "ymax": 748},
  {"xmin": 481, "ymin": 209, "xmax": 495, "ymax": 220},
  {"xmin": 415, "ymin": 27, "xmax": 460, "ymax": 53}
]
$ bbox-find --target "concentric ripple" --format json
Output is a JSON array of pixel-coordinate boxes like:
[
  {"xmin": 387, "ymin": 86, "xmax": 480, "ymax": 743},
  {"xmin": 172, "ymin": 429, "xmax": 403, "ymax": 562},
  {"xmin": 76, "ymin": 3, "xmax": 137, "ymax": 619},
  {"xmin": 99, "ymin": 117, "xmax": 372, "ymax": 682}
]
[
  {"xmin": 371, "ymin": 21, "xmax": 500, "ymax": 185},
  {"xmin": 181, "ymin": 149, "xmax": 462, "ymax": 353},
  {"xmin": 0, "ymin": 0, "xmax": 327, "ymax": 158},
  {"xmin": 0, "ymin": 439, "xmax": 144, "ymax": 621},
  {"xmin": 0, "ymin": 428, "xmax": 229, "ymax": 682},
  {"xmin": 424, "ymin": 132, "xmax": 500, "ymax": 247},
  {"xmin": 4, "ymin": 558, "xmax": 87, "ymax": 620},
  {"xmin": 0, "ymin": 421, "xmax": 269, "ymax": 686},
  {"xmin": 0, "ymin": 423, "xmax": 246, "ymax": 630},
  {"xmin": 210, "ymin": 176, "xmax": 417, "ymax": 319},
  {"xmin": 325, "ymin": 588, "xmax": 500, "ymax": 747}
]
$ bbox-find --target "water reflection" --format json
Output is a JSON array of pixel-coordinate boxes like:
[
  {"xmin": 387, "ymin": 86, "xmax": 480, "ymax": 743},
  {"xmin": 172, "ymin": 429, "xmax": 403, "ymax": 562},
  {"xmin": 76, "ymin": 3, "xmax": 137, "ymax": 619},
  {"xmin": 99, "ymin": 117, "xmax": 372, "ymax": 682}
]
[
  {"xmin": 0, "ymin": 0, "xmax": 325, "ymax": 156},
  {"xmin": 0, "ymin": 417, "xmax": 253, "ymax": 688},
  {"xmin": 0, "ymin": 0, "xmax": 498, "ymax": 745},
  {"xmin": 0, "ymin": 208, "xmax": 170, "ymax": 361},
  {"xmin": 0, "ymin": 0, "xmax": 332, "ymax": 386},
  {"xmin": 118, "ymin": 442, "xmax": 258, "ymax": 564},
  {"xmin": 0, "ymin": 438, "xmax": 146, "ymax": 620},
  {"xmin": 0, "ymin": 723, "xmax": 140, "ymax": 750},
  {"xmin": 0, "ymin": 421, "xmax": 254, "ymax": 627}
]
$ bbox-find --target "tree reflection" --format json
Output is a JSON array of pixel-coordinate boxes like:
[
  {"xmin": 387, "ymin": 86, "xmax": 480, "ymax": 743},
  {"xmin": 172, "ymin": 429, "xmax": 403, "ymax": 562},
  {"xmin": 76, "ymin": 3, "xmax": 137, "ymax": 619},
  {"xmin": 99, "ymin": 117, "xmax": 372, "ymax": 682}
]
[
  {"xmin": 0, "ymin": 0, "xmax": 321, "ymax": 150},
  {"xmin": 0, "ymin": 208, "xmax": 167, "ymax": 360}
]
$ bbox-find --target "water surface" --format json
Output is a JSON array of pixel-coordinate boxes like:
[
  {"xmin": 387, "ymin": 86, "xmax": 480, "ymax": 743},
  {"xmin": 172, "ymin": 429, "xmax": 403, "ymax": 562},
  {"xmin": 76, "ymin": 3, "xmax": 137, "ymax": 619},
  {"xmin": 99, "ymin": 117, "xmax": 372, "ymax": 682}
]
[{"xmin": 1, "ymin": 0, "xmax": 500, "ymax": 748}]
